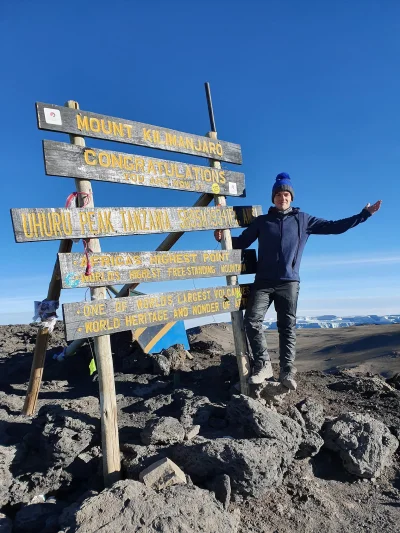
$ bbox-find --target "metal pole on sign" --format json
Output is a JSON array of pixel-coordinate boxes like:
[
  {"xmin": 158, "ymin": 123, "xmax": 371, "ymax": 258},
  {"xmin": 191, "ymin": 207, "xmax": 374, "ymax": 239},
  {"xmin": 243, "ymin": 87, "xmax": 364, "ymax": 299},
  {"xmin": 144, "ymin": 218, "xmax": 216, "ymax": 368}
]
[
  {"xmin": 204, "ymin": 82, "xmax": 250, "ymax": 395},
  {"xmin": 205, "ymin": 82, "xmax": 217, "ymax": 133}
]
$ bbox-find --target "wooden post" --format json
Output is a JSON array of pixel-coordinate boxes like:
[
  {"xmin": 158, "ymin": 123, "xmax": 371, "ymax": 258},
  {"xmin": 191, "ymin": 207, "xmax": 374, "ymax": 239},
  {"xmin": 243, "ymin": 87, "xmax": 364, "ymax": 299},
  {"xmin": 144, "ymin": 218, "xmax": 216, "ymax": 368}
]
[
  {"xmin": 23, "ymin": 236, "xmax": 73, "ymax": 415},
  {"xmin": 207, "ymin": 131, "xmax": 250, "ymax": 395},
  {"xmin": 65, "ymin": 100, "xmax": 120, "ymax": 486}
]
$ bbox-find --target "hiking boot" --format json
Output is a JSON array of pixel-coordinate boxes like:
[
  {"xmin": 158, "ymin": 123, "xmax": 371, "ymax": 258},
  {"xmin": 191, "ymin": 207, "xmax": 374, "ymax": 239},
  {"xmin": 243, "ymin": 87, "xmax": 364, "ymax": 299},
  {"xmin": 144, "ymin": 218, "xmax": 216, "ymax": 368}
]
[
  {"xmin": 279, "ymin": 370, "xmax": 297, "ymax": 391},
  {"xmin": 248, "ymin": 360, "xmax": 274, "ymax": 385}
]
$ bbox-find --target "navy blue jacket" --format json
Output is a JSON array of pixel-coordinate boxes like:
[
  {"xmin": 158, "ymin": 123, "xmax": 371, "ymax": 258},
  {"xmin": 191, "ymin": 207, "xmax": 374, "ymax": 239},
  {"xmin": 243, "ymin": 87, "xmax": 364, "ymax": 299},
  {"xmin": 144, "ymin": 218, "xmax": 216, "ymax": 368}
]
[{"xmin": 232, "ymin": 207, "xmax": 371, "ymax": 282}]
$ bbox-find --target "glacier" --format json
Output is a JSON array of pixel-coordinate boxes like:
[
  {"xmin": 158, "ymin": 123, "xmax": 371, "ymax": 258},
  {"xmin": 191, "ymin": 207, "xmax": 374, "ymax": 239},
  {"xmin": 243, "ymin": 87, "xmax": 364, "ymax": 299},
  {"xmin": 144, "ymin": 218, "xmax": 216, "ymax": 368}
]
[{"xmin": 262, "ymin": 314, "xmax": 400, "ymax": 329}]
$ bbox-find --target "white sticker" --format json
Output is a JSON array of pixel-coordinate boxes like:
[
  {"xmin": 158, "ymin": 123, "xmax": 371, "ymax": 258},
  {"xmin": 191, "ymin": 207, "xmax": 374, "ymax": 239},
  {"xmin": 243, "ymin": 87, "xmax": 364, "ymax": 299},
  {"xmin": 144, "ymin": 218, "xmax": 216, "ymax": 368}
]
[
  {"xmin": 44, "ymin": 108, "xmax": 62, "ymax": 125},
  {"xmin": 228, "ymin": 182, "xmax": 237, "ymax": 195}
]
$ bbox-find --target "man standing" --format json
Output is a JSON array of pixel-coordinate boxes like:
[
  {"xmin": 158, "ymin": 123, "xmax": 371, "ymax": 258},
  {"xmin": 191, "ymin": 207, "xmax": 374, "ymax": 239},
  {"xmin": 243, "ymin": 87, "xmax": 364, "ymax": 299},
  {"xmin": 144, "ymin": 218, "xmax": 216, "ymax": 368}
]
[{"xmin": 214, "ymin": 173, "xmax": 381, "ymax": 390}]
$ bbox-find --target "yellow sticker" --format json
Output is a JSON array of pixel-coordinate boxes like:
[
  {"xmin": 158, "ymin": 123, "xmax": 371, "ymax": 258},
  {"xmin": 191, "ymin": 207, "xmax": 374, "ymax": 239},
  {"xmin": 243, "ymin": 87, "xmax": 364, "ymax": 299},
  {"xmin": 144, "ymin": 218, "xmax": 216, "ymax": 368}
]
[
  {"xmin": 89, "ymin": 358, "xmax": 97, "ymax": 375},
  {"xmin": 211, "ymin": 183, "xmax": 220, "ymax": 194}
]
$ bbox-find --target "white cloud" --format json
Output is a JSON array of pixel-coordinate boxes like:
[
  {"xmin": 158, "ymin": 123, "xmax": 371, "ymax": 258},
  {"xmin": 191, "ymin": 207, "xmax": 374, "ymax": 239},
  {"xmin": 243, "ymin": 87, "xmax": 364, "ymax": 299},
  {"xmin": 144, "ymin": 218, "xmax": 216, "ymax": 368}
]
[{"xmin": 302, "ymin": 253, "xmax": 400, "ymax": 269}]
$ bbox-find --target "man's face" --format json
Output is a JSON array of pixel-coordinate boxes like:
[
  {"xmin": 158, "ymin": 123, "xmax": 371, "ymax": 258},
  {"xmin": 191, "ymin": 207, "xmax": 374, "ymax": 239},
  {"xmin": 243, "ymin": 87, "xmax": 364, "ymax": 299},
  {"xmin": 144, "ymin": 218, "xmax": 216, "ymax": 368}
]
[{"xmin": 273, "ymin": 191, "xmax": 292, "ymax": 210}]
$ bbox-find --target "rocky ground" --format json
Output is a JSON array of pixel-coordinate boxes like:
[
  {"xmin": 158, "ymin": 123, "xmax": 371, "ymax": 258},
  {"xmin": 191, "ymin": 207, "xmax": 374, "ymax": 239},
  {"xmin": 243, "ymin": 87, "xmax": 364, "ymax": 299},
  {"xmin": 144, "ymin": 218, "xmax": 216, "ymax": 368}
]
[{"xmin": 0, "ymin": 322, "xmax": 399, "ymax": 532}]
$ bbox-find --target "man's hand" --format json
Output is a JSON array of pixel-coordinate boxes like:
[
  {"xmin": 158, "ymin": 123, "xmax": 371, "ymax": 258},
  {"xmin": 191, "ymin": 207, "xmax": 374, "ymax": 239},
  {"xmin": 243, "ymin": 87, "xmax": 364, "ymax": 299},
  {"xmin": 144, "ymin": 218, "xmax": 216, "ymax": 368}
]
[
  {"xmin": 364, "ymin": 200, "xmax": 382, "ymax": 215},
  {"xmin": 214, "ymin": 229, "xmax": 222, "ymax": 242}
]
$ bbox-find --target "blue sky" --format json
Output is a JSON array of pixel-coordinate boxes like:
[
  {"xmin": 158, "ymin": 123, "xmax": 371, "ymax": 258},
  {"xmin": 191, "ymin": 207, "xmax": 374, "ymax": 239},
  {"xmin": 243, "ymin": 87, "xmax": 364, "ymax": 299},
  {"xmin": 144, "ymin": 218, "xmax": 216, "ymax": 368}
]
[{"xmin": 0, "ymin": 0, "xmax": 399, "ymax": 326}]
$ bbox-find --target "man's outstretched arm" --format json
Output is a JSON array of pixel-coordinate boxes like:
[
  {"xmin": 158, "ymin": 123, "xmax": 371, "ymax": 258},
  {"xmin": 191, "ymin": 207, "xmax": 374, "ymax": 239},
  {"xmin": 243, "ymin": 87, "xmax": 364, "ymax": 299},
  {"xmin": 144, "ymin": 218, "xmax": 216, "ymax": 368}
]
[
  {"xmin": 307, "ymin": 200, "xmax": 382, "ymax": 235},
  {"xmin": 214, "ymin": 217, "xmax": 260, "ymax": 249}
]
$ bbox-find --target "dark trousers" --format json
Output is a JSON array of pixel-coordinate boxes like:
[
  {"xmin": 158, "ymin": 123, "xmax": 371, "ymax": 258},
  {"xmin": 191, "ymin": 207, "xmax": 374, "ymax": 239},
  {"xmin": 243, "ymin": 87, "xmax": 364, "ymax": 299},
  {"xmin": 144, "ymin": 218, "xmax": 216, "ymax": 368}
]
[{"xmin": 244, "ymin": 280, "xmax": 299, "ymax": 374}]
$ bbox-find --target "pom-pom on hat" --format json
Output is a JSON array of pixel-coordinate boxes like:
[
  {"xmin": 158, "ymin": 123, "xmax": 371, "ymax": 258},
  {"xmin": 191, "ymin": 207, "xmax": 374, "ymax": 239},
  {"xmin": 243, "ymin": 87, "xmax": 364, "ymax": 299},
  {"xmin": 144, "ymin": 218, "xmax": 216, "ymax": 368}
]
[{"xmin": 272, "ymin": 172, "xmax": 294, "ymax": 202}]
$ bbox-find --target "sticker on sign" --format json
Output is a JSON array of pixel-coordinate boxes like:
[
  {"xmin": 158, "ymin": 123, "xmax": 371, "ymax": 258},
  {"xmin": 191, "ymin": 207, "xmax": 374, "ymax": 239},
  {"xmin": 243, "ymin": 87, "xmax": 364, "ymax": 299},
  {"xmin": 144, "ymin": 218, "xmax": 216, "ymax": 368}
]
[
  {"xmin": 229, "ymin": 182, "xmax": 238, "ymax": 195},
  {"xmin": 44, "ymin": 108, "xmax": 62, "ymax": 125}
]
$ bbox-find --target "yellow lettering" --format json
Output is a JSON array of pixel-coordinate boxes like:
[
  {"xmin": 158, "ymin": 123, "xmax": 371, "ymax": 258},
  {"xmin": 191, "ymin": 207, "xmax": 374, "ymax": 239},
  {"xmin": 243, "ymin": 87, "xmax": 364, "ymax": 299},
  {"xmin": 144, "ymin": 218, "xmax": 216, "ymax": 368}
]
[
  {"xmin": 22, "ymin": 213, "xmax": 34, "ymax": 238},
  {"xmin": 166, "ymin": 133, "xmax": 177, "ymax": 146},
  {"xmin": 76, "ymin": 115, "xmax": 89, "ymax": 131},
  {"xmin": 99, "ymin": 152, "xmax": 111, "ymax": 167},
  {"xmin": 124, "ymin": 124, "xmax": 132, "ymax": 138},
  {"xmin": 89, "ymin": 118, "xmax": 100, "ymax": 132},
  {"xmin": 143, "ymin": 128, "xmax": 152, "ymax": 142},
  {"xmin": 111, "ymin": 153, "xmax": 123, "ymax": 169},
  {"xmin": 124, "ymin": 155, "xmax": 134, "ymax": 170},
  {"xmin": 100, "ymin": 119, "xmax": 112, "ymax": 135},
  {"xmin": 135, "ymin": 158, "xmax": 144, "ymax": 173},
  {"xmin": 112, "ymin": 122, "xmax": 124, "ymax": 137},
  {"xmin": 84, "ymin": 149, "xmax": 97, "ymax": 166},
  {"xmin": 119, "ymin": 210, "xmax": 127, "ymax": 231},
  {"xmin": 79, "ymin": 212, "xmax": 89, "ymax": 234},
  {"xmin": 40, "ymin": 212, "xmax": 54, "ymax": 237},
  {"xmin": 51, "ymin": 212, "xmax": 62, "ymax": 236},
  {"xmin": 185, "ymin": 137, "xmax": 194, "ymax": 150}
]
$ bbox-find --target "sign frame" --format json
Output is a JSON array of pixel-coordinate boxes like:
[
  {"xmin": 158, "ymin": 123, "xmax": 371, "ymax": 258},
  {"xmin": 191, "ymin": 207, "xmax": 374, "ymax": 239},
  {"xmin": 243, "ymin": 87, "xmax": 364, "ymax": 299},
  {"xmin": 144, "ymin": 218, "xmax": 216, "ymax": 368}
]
[
  {"xmin": 36, "ymin": 103, "xmax": 243, "ymax": 164},
  {"xmin": 42, "ymin": 141, "xmax": 245, "ymax": 197},
  {"xmin": 11, "ymin": 205, "xmax": 262, "ymax": 242},
  {"xmin": 63, "ymin": 283, "xmax": 252, "ymax": 341},
  {"xmin": 58, "ymin": 249, "xmax": 257, "ymax": 288}
]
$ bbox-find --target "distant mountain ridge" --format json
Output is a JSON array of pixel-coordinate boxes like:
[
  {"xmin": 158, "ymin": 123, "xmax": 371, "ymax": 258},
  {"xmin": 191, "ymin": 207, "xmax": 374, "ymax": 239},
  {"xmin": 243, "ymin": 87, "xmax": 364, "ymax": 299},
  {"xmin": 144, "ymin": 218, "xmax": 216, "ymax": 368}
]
[{"xmin": 263, "ymin": 315, "xmax": 400, "ymax": 329}]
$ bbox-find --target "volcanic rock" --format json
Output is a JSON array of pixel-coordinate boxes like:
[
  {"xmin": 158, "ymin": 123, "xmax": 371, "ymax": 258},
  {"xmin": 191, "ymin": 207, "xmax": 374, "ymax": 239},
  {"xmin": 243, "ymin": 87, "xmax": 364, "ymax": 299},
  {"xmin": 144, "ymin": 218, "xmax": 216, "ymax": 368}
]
[
  {"xmin": 206, "ymin": 473, "xmax": 231, "ymax": 509},
  {"xmin": 190, "ymin": 339, "xmax": 224, "ymax": 355},
  {"xmin": 149, "ymin": 353, "xmax": 171, "ymax": 376},
  {"xmin": 58, "ymin": 479, "xmax": 240, "ymax": 533},
  {"xmin": 39, "ymin": 406, "xmax": 96, "ymax": 467},
  {"xmin": 178, "ymin": 392, "xmax": 216, "ymax": 428},
  {"xmin": 226, "ymin": 395, "xmax": 302, "ymax": 448},
  {"xmin": 256, "ymin": 381, "xmax": 289, "ymax": 406},
  {"xmin": 14, "ymin": 500, "xmax": 60, "ymax": 533},
  {"xmin": 324, "ymin": 412, "xmax": 399, "ymax": 478},
  {"xmin": 140, "ymin": 416, "xmax": 185, "ymax": 445},
  {"xmin": 161, "ymin": 344, "xmax": 189, "ymax": 371},
  {"xmin": 296, "ymin": 398, "xmax": 324, "ymax": 432},
  {"xmin": 329, "ymin": 376, "xmax": 394, "ymax": 395},
  {"xmin": 0, "ymin": 444, "xmax": 16, "ymax": 507},
  {"xmin": 139, "ymin": 457, "xmax": 186, "ymax": 490},
  {"xmin": 171, "ymin": 436, "xmax": 299, "ymax": 498},
  {"xmin": 0, "ymin": 513, "xmax": 12, "ymax": 533},
  {"xmin": 185, "ymin": 425, "xmax": 200, "ymax": 440}
]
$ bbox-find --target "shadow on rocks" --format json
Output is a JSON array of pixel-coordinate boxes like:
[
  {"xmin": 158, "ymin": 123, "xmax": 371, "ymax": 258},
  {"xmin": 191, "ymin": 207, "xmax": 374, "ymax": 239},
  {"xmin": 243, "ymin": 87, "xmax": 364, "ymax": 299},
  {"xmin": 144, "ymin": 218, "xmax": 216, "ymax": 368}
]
[{"xmin": 310, "ymin": 448, "xmax": 357, "ymax": 483}]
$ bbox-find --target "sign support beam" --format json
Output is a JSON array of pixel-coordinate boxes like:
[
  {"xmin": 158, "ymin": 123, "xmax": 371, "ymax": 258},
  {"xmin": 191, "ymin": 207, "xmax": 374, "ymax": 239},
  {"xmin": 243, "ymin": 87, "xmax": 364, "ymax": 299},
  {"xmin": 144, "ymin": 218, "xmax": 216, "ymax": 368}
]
[
  {"xmin": 208, "ymin": 131, "xmax": 251, "ymax": 396},
  {"xmin": 65, "ymin": 100, "xmax": 120, "ymax": 487},
  {"xmin": 205, "ymin": 83, "xmax": 250, "ymax": 395},
  {"xmin": 22, "ymin": 238, "xmax": 72, "ymax": 416}
]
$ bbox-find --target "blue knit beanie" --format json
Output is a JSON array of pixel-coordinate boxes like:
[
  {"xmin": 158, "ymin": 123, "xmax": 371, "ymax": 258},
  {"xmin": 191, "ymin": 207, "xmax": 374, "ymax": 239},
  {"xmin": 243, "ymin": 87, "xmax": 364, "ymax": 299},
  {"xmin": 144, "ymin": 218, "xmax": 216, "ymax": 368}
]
[{"xmin": 272, "ymin": 172, "xmax": 294, "ymax": 202}]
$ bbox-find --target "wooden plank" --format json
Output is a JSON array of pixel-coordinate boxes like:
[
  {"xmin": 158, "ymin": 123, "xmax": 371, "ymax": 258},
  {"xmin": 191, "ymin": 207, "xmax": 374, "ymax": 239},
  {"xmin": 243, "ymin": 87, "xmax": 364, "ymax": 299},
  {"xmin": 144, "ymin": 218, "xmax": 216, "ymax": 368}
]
[
  {"xmin": 58, "ymin": 249, "xmax": 257, "ymax": 289},
  {"xmin": 58, "ymin": 192, "xmax": 215, "ymax": 358},
  {"xmin": 63, "ymin": 283, "xmax": 252, "ymax": 341},
  {"xmin": 36, "ymin": 103, "xmax": 242, "ymax": 164},
  {"xmin": 11, "ymin": 205, "xmax": 262, "ymax": 243},
  {"xmin": 43, "ymin": 141, "xmax": 246, "ymax": 197}
]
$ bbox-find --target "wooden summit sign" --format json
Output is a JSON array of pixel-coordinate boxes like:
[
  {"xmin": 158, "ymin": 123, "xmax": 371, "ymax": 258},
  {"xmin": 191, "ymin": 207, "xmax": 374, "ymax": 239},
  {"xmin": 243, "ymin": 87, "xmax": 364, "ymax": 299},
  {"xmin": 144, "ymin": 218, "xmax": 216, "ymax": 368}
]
[
  {"xmin": 36, "ymin": 103, "xmax": 242, "ymax": 164},
  {"xmin": 43, "ymin": 141, "xmax": 245, "ymax": 197},
  {"xmin": 63, "ymin": 284, "xmax": 252, "ymax": 341},
  {"xmin": 11, "ymin": 205, "xmax": 261, "ymax": 242},
  {"xmin": 58, "ymin": 249, "xmax": 257, "ymax": 288},
  {"xmin": 17, "ymin": 94, "xmax": 253, "ymax": 488}
]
